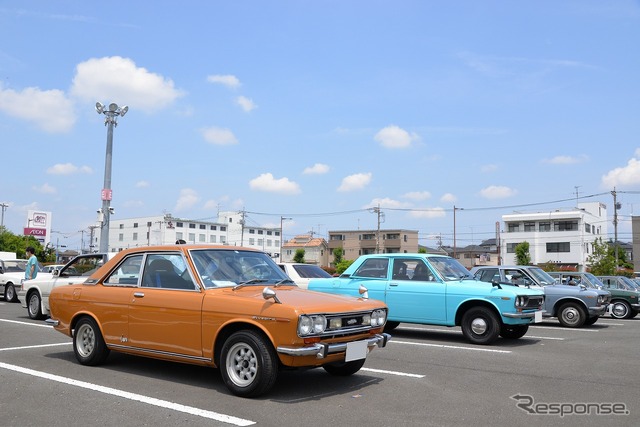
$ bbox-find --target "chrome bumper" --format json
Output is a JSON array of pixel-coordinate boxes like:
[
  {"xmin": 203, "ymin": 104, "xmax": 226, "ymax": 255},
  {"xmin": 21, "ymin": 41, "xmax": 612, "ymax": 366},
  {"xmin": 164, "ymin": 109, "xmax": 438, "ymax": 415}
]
[
  {"xmin": 589, "ymin": 305, "xmax": 608, "ymax": 316},
  {"xmin": 503, "ymin": 311, "xmax": 539, "ymax": 319},
  {"xmin": 277, "ymin": 333, "xmax": 391, "ymax": 359},
  {"xmin": 45, "ymin": 318, "xmax": 59, "ymax": 327}
]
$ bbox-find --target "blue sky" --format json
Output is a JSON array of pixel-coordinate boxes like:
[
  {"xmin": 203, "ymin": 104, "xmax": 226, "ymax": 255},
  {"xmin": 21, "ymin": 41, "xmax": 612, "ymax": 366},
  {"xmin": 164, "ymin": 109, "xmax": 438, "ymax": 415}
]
[{"xmin": 1, "ymin": 1, "xmax": 640, "ymax": 252}]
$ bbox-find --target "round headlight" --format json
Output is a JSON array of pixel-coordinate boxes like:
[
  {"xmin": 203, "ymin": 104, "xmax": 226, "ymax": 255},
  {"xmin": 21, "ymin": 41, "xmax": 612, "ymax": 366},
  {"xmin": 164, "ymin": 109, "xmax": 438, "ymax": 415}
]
[
  {"xmin": 298, "ymin": 316, "xmax": 312, "ymax": 336},
  {"xmin": 313, "ymin": 315, "xmax": 326, "ymax": 334},
  {"xmin": 371, "ymin": 309, "xmax": 386, "ymax": 326}
]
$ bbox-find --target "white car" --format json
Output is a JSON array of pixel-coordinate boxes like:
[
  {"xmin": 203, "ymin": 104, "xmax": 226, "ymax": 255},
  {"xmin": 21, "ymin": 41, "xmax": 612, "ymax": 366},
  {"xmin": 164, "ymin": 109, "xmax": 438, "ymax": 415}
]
[
  {"xmin": 277, "ymin": 262, "xmax": 332, "ymax": 289},
  {"xmin": 43, "ymin": 264, "xmax": 66, "ymax": 273},
  {"xmin": 18, "ymin": 253, "xmax": 113, "ymax": 319},
  {"xmin": 1, "ymin": 259, "xmax": 51, "ymax": 302}
]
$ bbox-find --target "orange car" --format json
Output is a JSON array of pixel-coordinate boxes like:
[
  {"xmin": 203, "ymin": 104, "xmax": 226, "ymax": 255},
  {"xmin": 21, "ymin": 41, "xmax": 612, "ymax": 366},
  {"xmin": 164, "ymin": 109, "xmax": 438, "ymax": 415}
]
[{"xmin": 48, "ymin": 244, "xmax": 390, "ymax": 397}]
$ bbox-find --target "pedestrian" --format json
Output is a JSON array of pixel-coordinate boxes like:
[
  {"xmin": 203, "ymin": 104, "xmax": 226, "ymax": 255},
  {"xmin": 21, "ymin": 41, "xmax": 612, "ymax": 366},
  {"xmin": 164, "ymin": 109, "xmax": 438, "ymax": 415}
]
[{"xmin": 25, "ymin": 246, "xmax": 39, "ymax": 280}]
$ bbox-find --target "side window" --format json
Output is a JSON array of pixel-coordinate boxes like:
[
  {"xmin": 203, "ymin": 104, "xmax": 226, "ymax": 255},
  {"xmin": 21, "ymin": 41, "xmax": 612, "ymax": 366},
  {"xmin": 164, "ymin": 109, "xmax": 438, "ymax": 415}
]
[
  {"xmin": 476, "ymin": 268, "xmax": 499, "ymax": 283},
  {"xmin": 392, "ymin": 260, "xmax": 410, "ymax": 280},
  {"xmin": 505, "ymin": 269, "xmax": 527, "ymax": 286},
  {"xmin": 141, "ymin": 253, "xmax": 196, "ymax": 290},
  {"xmin": 353, "ymin": 258, "xmax": 389, "ymax": 278},
  {"xmin": 410, "ymin": 260, "xmax": 435, "ymax": 282},
  {"xmin": 104, "ymin": 255, "xmax": 143, "ymax": 286}
]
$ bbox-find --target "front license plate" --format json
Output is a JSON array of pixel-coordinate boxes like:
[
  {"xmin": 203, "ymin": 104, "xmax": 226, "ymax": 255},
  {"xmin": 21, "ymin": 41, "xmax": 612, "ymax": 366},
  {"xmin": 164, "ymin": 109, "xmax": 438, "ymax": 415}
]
[
  {"xmin": 345, "ymin": 340, "xmax": 367, "ymax": 362},
  {"xmin": 534, "ymin": 310, "xmax": 543, "ymax": 323}
]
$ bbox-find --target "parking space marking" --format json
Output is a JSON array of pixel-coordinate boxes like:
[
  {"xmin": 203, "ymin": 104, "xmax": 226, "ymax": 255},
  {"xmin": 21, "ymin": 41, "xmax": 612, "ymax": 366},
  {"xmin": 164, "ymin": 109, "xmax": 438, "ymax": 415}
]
[
  {"xmin": 0, "ymin": 362, "xmax": 256, "ymax": 426},
  {"xmin": 0, "ymin": 342, "xmax": 71, "ymax": 352},
  {"xmin": 361, "ymin": 367, "xmax": 425, "ymax": 378},
  {"xmin": 0, "ymin": 318, "xmax": 52, "ymax": 328},
  {"xmin": 523, "ymin": 335, "xmax": 564, "ymax": 340},
  {"xmin": 530, "ymin": 325, "xmax": 599, "ymax": 332},
  {"xmin": 391, "ymin": 340, "xmax": 511, "ymax": 353}
]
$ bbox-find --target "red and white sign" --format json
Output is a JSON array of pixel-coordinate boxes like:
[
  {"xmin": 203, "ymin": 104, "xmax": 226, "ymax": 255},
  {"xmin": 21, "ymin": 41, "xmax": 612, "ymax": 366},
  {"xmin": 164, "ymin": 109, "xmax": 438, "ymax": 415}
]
[
  {"xmin": 101, "ymin": 189, "xmax": 113, "ymax": 201},
  {"xmin": 24, "ymin": 228, "xmax": 47, "ymax": 236}
]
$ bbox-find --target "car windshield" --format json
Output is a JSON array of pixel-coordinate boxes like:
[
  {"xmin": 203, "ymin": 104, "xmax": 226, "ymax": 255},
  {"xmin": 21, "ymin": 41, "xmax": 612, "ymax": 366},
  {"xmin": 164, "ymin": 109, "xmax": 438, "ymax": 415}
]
[
  {"xmin": 2, "ymin": 260, "xmax": 28, "ymax": 272},
  {"xmin": 190, "ymin": 249, "xmax": 290, "ymax": 289},
  {"xmin": 427, "ymin": 256, "xmax": 472, "ymax": 281},
  {"xmin": 527, "ymin": 268, "xmax": 556, "ymax": 285},
  {"xmin": 620, "ymin": 276, "xmax": 640, "ymax": 291},
  {"xmin": 291, "ymin": 264, "xmax": 332, "ymax": 279},
  {"xmin": 582, "ymin": 273, "xmax": 605, "ymax": 289}
]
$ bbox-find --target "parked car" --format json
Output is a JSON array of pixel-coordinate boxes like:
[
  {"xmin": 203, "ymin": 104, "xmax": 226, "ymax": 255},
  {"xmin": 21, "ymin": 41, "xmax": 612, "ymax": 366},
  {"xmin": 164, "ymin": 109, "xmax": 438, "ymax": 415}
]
[
  {"xmin": 596, "ymin": 276, "xmax": 640, "ymax": 319},
  {"xmin": 0, "ymin": 259, "xmax": 51, "ymax": 302},
  {"xmin": 277, "ymin": 262, "xmax": 332, "ymax": 288},
  {"xmin": 47, "ymin": 244, "xmax": 390, "ymax": 398},
  {"xmin": 18, "ymin": 253, "xmax": 114, "ymax": 320},
  {"xmin": 470, "ymin": 266, "xmax": 610, "ymax": 328},
  {"xmin": 307, "ymin": 254, "xmax": 544, "ymax": 345}
]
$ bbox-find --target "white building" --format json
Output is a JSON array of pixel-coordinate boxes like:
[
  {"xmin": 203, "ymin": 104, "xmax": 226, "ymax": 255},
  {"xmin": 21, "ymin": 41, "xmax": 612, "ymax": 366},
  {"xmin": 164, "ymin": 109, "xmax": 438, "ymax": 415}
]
[
  {"xmin": 98, "ymin": 211, "xmax": 281, "ymax": 257},
  {"xmin": 500, "ymin": 202, "xmax": 608, "ymax": 270}
]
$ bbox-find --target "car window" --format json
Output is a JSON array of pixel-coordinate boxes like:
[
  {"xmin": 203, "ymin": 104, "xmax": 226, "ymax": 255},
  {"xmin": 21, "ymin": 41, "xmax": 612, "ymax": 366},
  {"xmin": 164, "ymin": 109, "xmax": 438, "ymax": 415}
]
[
  {"xmin": 140, "ymin": 253, "xmax": 196, "ymax": 290},
  {"xmin": 104, "ymin": 255, "xmax": 144, "ymax": 286},
  {"xmin": 291, "ymin": 264, "xmax": 332, "ymax": 279},
  {"xmin": 475, "ymin": 268, "xmax": 499, "ymax": 283},
  {"xmin": 61, "ymin": 255, "xmax": 105, "ymax": 277},
  {"xmin": 352, "ymin": 258, "xmax": 389, "ymax": 279}
]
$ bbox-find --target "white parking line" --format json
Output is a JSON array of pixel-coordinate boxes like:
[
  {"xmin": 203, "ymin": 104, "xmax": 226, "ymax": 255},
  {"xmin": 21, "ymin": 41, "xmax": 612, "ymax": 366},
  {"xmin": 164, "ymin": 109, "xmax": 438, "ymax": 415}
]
[
  {"xmin": 524, "ymin": 335, "xmax": 564, "ymax": 341},
  {"xmin": 0, "ymin": 362, "xmax": 255, "ymax": 426},
  {"xmin": 361, "ymin": 367, "xmax": 424, "ymax": 378},
  {"xmin": 391, "ymin": 340, "xmax": 511, "ymax": 353},
  {"xmin": 0, "ymin": 342, "xmax": 71, "ymax": 352},
  {"xmin": 531, "ymin": 325, "xmax": 599, "ymax": 332},
  {"xmin": 0, "ymin": 318, "xmax": 52, "ymax": 328}
]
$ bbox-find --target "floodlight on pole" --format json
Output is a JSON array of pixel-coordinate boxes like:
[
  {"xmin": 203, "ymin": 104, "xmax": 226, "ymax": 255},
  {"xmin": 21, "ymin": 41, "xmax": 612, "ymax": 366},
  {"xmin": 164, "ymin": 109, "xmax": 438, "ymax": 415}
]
[{"xmin": 95, "ymin": 102, "xmax": 128, "ymax": 253}]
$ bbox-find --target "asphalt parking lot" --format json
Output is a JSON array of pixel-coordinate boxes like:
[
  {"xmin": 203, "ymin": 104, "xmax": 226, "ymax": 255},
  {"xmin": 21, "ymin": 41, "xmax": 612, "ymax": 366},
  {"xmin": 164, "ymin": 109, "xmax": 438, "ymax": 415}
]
[{"xmin": 1, "ymin": 299, "xmax": 638, "ymax": 427}]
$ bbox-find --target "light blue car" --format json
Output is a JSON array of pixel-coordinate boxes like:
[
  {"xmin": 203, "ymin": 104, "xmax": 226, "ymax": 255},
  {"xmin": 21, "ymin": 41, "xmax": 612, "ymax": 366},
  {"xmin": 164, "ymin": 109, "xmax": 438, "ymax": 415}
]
[{"xmin": 308, "ymin": 254, "xmax": 544, "ymax": 345}]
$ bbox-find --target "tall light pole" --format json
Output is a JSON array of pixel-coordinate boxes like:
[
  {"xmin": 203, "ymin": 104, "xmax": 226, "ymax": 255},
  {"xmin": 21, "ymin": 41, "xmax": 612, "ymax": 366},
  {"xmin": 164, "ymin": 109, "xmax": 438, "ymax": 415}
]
[
  {"xmin": 0, "ymin": 202, "xmax": 8, "ymax": 230},
  {"xmin": 95, "ymin": 102, "xmax": 128, "ymax": 253},
  {"xmin": 280, "ymin": 216, "xmax": 292, "ymax": 262}
]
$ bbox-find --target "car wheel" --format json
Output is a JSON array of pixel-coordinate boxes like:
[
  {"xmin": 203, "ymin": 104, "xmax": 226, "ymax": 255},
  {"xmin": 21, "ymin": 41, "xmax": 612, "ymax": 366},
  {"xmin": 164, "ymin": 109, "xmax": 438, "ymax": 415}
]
[
  {"xmin": 629, "ymin": 310, "xmax": 638, "ymax": 319},
  {"xmin": 499, "ymin": 324, "xmax": 529, "ymax": 339},
  {"xmin": 557, "ymin": 303, "xmax": 587, "ymax": 328},
  {"xmin": 73, "ymin": 317, "xmax": 110, "ymax": 366},
  {"xmin": 584, "ymin": 316, "xmax": 599, "ymax": 326},
  {"xmin": 27, "ymin": 291, "xmax": 44, "ymax": 320},
  {"xmin": 220, "ymin": 330, "xmax": 278, "ymax": 398},
  {"xmin": 384, "ymin": 321, "xmax": 400, "ymax": 332},
  {"xmin": 609, "ymin": 301, "xmax": 631, "ymax": 319},
  {"xmin": 323, "ymin": 359, "xmax": 366, "ymax": 376},
  {"xmin": 461, "ymin": 307, "xmax": 500, "ymax": 345},
  {"xmin": 5, "ymin": 283, "xmax": 18, "ymax": 302}
]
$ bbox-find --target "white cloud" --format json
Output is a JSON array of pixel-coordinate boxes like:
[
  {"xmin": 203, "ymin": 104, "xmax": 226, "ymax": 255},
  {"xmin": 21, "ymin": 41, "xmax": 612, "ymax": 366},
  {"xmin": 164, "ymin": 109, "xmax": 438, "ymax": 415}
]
[
  {"xmin": 46, "ymin": 163, "xmax": 92, "ymax": 175},
  {"xmin": 33, "ymin": 183, "xmax": 56, "ymax": 194},
  {"xmin": 337, "ymin": 172, "xmax": 372, "ymax": 192},
  {"xmin": 135, "ymin": 180, "xmax": 150, "ymax": 188},
  {"xmin": 0, "ymin": 84, "xmax": 75, "ymax": 133},
  {"xmin": 601, "ymin": 157, "xmax": 640, "ymax": 188},
  {"xmin": 479, "ymin": 185, "xmax": 518, "ymax": 199},
  {"xmin": 236, "ymin": 96, "xmax": 256, "ymax": 112},
  {"xmin": 374, "ymin": 125, "xmax": 418, "ymax": 149},
  {"xmin": 207, "ymin": 74, "xmax": 241, "ymax": 89},
  {"xmin": 201, "ymin": 126, "xmax": 238, "ymax": 145},
  {"xmin": 408, "ymin": 207, "xmax": 447, "ymax": 219},
  {"xmin": 364, "ymin": 198, "xmax": 412, "ymax": 209},
  {"xmin": 70, "ymin": 56, "xmax": 184, "ymax": 113},
  {"xmin": 543, "ymin": 154, "xmax": 588, "ymax": 165},
  {"xmin": 402, "ymin": 191, "xmax": 431, "ymax": 201},
  {"xmin": 249, "ymin": 173, "xmax": 301, "ymax": 195},
  {"xmin": 174, "ymin": 188, "xmax": 200, "ymax": 211},
  {"xmin": 303, "ymin": 163, "xmax": 330, "ymax": 175},
  {"xmin": 441, "ymin": 193, "xmax": 457, "ymax": 203}
]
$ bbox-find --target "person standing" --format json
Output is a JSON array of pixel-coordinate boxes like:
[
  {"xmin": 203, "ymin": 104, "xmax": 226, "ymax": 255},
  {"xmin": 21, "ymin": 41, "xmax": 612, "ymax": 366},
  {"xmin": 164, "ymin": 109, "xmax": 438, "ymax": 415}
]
[{"xmin": 25, "ymin": 246, "xmax": 39, "ymax": 280}]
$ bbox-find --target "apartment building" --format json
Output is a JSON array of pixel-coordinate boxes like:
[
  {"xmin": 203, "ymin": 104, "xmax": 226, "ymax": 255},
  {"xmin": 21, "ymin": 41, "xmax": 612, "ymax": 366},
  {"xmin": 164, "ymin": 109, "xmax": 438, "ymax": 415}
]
[
  {"xmin": 500, "ymin": 202, "xmax": 608, "ymax": 270},
  {"xmin": 327, "ymin": 229, "xmax": 419, "ymax": 262}
]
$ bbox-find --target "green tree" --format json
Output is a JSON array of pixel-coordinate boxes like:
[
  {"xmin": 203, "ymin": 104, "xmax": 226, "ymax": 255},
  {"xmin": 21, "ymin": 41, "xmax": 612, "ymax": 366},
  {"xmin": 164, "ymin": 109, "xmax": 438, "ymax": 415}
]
[
  {"xmin": 514, "ymin": 241, "xmax": 531, "ymax": 265},
  {"xmin": 335, "ymin": 259, "xmax": 355, "ymax": 275},
  {"xmin": 418, "ymin": 247, "xmax": 427, "ymax": 253},
  {"xmin": 333, "ymin": 247, "xmax": 343, "ymax": 265},
  {"xmin": 587, "ymin": 237, "xmax": 616, "ymax": 275},
  {"xmin": 0, "ymin": 229, "xmax": 46, "ymax": 261},
  {"xmin": 293, "ymin": 248, "xmax": 305, "ymax": 263}
]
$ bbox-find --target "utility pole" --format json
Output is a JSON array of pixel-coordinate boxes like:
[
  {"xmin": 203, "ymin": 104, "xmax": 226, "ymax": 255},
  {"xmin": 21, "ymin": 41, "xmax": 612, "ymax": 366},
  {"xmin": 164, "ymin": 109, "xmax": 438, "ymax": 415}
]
[
  {"xmin": 88, "ymin": 225, "xmax": 99, "ymax": 253},
  {"xmin": 78, "ymin": 229, "xmax": 85, "ymax": 254},
  {"xmin": 369, "ymin": 205, "xmax": 384, "ymax": 254},
  {"xmin": 0, "ymin": 203, "xmax": 8, "ymax": 229},
  {"xmin": 612, "ymin": 188, "xmax": 619, "ymax": 270}
]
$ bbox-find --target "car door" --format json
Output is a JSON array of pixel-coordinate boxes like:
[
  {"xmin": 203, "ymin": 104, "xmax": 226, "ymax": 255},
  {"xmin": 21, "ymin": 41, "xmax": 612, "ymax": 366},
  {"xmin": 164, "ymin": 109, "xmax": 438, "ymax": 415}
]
[
  {"xmin": 126, "ymin": 252, "xmax": 204, "ymax": 358},
  {"xmin": 385, "ymin": 258, "xmax": 447, "ymax": 323}
]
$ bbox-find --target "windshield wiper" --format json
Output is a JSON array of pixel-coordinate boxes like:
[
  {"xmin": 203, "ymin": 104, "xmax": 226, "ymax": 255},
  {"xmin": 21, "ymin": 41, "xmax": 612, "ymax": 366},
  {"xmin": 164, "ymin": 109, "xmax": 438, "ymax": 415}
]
[
  {"xmin": 273, "ymin": 279, "xmax": 295, "ymax": 287},
  {"xmin": 233, "ymin": 279, "xmax": 268, "ymax": 290}
]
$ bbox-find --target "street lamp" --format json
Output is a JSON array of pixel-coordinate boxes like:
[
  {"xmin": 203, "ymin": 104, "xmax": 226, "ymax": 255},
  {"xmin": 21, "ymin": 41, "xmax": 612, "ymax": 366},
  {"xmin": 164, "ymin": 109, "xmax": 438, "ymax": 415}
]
[
  {"xmin": 280, "ymin": 217, "xmax": 292, "ymax": 262},
  {"xmin": 95, "ymin": 102, "xmax": 128, "ymax": 253}
]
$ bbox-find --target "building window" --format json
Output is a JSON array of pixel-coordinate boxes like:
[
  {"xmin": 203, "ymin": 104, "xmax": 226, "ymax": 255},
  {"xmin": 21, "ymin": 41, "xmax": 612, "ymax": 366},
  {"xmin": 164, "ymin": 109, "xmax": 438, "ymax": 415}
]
[
  {"xmin": 524, "ymin": 222, "xmax": 535, "ymax": 232},
  {"xmin": 554, "ymin": 221, "xmax": 578, "ymax": 231},
  {"xmin": 267, "ymin": 231, "xmax": 272, "ymax": 236},
  {"xmin": 258, "ymin": 239, "xmax": 264, "ymax": 246},
  {"xmin": 119, "ymin": 224, "xmax": 124, "ymax": 229},
  {"xmin": 249, "ymin": 229, "xmax": 255, "ymax": 234},
  {"xmin": 188, "ymin": 233, "xmax": 195, "ymax": 242},
  {"xmin": 210, "ymin": 225, "xmax": 217, "ymax": 230},
  {"xmin": 267, "ymin": 239, "xmax": 272, "ymax": 247},
  {"xmin": 199, "ymin": 224, "xmax": 206, "ymax": 230},
  {"xmin": 176, "ymin": 222, "xmax": 183, "ymax": 228},
  {"xmin": 275, "ymin": 231, "xmax": 280, "ymax": 236},
  {"xmin": 275, "ymin": 239, "xmax": 280, "ymax": 247},
  {"xmin": 210, "ymin": 235, "xmax": 216, "ymax": 243},
  {"xmin": 189, "ymin": 223, "xmax": 196, "ymax": 229},
  {"xmin": 547, "ymin": 242, "xmax": 570, "ymax": 252},
  {"xmin": 258, "ymin": 230, "xmax": 263, "ymax": 235},
  {"xmin": 199, "ymin": 234, "xmax": 205, "ymax": 242},
  {"xmin": 506, "ymin": 243, "xmax": 520, "ymax": 253},
  {"xmin": 147, "ymin": 221, "xmax": 152, "ymax": 227},
  {"xmin": 539, "ymin": 222, "xmax": 551, "ymax": 232},
  {"xmin": 118, "ymin": 233, "xmax": 124, "ymax": 242},
  {"xmin": 585, "ymin": 223, "xmax": 591, "ymax": 233},
  {"xmin": 507, "ymin": 223, "xmax": 519, "ymax": 232},
  {"xmin": 176, "ymin": 232, "xmax": 183, "ymax": 240},
  {"xmin": 133, "ymin": 223, "xmax": 138, "ymax": 228},
  {"xmin": 132, "ymin": 232, "xmax": 138, "ymax": 241},
  {"xmin": 220, "ymin": 236, "xmax": 226, "ymax": 244},
  {"xmin": 362, "ymin": 234, "xmax": 376, "ymax": 240},
  {"xmin": 249, "ymin": 238, "xmax": 255, "ymax": 245},
  {"xmin": 220, "ymin": 226, "xmax": 226, "ymax": 232}
]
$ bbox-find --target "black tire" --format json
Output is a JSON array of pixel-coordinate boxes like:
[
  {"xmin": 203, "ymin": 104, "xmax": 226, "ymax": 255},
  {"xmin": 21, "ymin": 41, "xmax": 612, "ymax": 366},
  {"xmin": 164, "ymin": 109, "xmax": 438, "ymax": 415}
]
[
  {"xmin": 323, "ymin": 359, "xmax": 366, "ymax": 376},
  {"xmin": 384, "ymin": 321, "xmax": 400, "ymax": 332},
  {"xmin": 461, "ymin": 307, "xmax": 501, "ymax": 345},
  {"xmin": 629, "ymin": 310, "xmax": 638, "ymax": 319},
  {"xmin": 557, "ymin": 302, "xmax": 587, "ymax": 328},
  {"xmin": 220, "ymin": 330, "xmax": 278, "ymax": 398},
  {"xmin": 73, "ymin": 317, "xmax": 110, "ymax": 366},
  {"xmin": 609, "ymin": 301, "xmax": 631, "ymax": 319},
  {"xmin": 27, "ymin": 291, "xmax": 44, "ymax": 320},
  {"xmin": 499, "ymin": 324, "xmax": 529, "ymax": 339},
  {"xmin": 584, "ymin": 316, "xmax": 599, "ymax": 326},
  {"xmin": 5, "ymin": 283, "xmax": 18, "ymax": 302}
]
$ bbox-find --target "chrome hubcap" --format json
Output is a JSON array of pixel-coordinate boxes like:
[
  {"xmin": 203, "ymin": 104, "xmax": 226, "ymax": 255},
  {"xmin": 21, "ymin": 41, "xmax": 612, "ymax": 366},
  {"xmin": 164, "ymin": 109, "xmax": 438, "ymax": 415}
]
[
  {"xmin": 471, "ymin": 318, "xmax": 488, "ymax": 335},
  {"xmin": 612, "ymin": 303, "xmax": 627, "ymax": 317}
]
